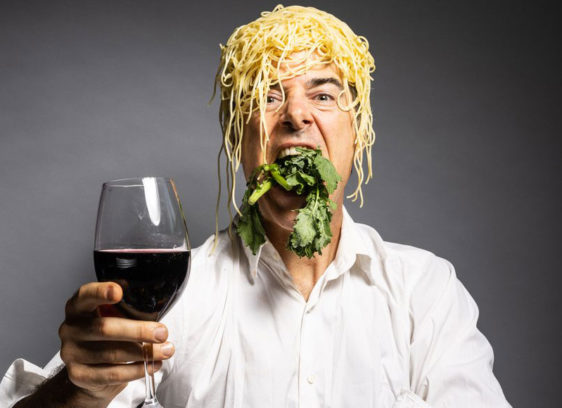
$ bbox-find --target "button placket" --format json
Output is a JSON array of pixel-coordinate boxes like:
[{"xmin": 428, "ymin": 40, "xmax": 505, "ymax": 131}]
[{"xmin": 298, "ymin": 306, "xmax": 321, "ymax": 407}]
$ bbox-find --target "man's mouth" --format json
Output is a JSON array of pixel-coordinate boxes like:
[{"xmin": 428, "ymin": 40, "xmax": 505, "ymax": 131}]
[
  {"xmin": 275, "ymin": 144, "xmax": 317, "ymax": 161},
  {"xmin": 277, "ymin": 146, "xmax": 301, "ymax": 159}
]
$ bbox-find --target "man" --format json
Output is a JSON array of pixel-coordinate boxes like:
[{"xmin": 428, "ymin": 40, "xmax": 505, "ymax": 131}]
[{"xmin": 2, "ymin": 5, "xmax": 511, "ymax": 407}]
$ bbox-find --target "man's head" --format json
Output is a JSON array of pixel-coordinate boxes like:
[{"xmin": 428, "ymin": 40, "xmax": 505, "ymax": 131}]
[{"xmin": 213, "ymin": 5, "xmax": 375, "ymax": 224}]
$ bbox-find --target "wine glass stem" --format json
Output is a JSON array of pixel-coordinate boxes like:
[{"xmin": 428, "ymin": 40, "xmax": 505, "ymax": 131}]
[{"xmin": 142, "ymin": 342, "xmax": 159, "ymax": 406}]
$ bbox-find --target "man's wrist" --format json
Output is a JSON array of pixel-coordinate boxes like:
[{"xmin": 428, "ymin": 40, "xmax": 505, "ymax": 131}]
[{"xmin": 13, "ymin": 366, "xmax": 111, "ymax": 408}]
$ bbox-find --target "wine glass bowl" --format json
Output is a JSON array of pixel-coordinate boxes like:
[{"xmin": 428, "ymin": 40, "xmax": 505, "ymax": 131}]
[
  {"xmin": 94, "ymin": 248, "xmax": 189, "ymax": 321},
  {"xmin": 94, "ymin": 177, "xmax": 190, "ymax": 408}
]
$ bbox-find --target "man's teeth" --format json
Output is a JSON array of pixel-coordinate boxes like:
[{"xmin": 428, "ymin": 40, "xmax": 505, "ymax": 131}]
[{"xmin": 277, "ymin": 147, "xmax": 302, "ymax": 159}]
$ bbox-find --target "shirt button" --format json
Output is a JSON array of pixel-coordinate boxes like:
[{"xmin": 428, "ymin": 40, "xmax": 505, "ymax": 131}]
[{"xmin": 307, "ymin": 375, "xmax": 316, "ymax": 384}]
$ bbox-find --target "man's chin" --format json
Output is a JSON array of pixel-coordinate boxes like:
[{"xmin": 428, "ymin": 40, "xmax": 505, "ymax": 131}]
[
  {"xmin": 267, "ymin": 185, "xmax": 306, "ymax": 210},
  {"xmin": 259, "ymin": 185, "xmax": 305, "ymax": 231}
]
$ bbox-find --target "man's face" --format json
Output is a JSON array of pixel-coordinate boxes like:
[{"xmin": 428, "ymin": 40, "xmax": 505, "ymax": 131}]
[{"xmin": 241, "ymin": 58, "xmax": 355, "ymax": 232}]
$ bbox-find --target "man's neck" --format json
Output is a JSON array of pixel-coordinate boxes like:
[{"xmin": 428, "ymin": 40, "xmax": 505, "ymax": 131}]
[{"xmin": 262, "ymin": 208, "xmax": 343, "ymax": 301}]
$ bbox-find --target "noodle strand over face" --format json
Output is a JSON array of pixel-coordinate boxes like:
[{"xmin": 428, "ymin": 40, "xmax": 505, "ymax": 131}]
[{"xmin": 211, "ymin": 4, "xmax": 376, "ymax": 246}]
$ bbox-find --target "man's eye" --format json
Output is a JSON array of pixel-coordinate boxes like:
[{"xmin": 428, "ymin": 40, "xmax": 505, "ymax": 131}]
[
  {"xmin": 315, "ymin": 93, "xmax": 334, "ymax": 102},
  {"xmin": 266, "ymin": 95, "xmax": 278, "ymax": 104}
]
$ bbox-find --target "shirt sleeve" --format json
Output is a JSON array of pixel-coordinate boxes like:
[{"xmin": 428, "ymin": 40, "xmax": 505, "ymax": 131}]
[
  {"xmin": 0, "ymin": 352, "xmax": 153, "ymax": 407},
  {"xmin": 406, "ymin": 256, "xmax": 512, "ymax": 408},
  {"xmin": 0, "ymin": 353, "xmax": 63, "ymax": 408}
]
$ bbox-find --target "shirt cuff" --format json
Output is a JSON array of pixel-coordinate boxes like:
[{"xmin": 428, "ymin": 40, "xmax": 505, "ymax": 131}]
[
  {"xmin": 0, "ymin": 358, "xmax": 52, "ymax": 408},
  {"xmin": 393, "ymin": 390, "xmax": 432, "ymax": 408}
]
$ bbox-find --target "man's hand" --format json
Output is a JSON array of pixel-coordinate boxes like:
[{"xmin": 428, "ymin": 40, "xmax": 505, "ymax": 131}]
[
  {"xmin": 59, "ymin": 282, "xmax": 174, "ymax": 401},
  {"xmin": 16, "ymin": 282, "xmax": 175, "ymax": 408}
]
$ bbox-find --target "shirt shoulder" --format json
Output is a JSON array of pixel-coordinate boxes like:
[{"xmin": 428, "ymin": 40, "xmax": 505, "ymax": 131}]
[
  {"xmin": 354, "ymin": 221, "xmax": 450, "ymax": 276},
  {"xmin": 190, "ymin": 229, "xmax": 236, "ymax": 268},
  {"xmin": 353, "ymin": 222, "xmax": 456, "ymax": 321}
]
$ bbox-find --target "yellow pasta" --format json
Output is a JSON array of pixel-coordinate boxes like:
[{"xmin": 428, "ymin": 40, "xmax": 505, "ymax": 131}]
[{"xmin": 211, "ymin": 4, "xmax": 376, "ymax": 243}]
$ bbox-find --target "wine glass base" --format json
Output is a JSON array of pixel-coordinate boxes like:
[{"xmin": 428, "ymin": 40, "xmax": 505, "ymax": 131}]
[{"xmin": 137, "ymin": 401, "xmax": 163, "ymax": 408}]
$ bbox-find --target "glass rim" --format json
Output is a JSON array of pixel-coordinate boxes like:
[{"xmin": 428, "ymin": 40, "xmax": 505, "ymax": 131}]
[{"xmin": 102, "ymin": 177, "xmax": 173, "ymax": 187}]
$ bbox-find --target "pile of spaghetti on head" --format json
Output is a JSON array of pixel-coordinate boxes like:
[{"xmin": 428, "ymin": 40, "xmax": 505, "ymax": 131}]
[{"xmin": 212, "ymin": 4, "xmax": 376, "ymax": 257}]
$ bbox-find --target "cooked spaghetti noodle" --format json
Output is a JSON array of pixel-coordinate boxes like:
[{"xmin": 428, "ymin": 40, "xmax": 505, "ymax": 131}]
[{"xmin": 211, "ymin": 4, "xmax": 376, "ymax": 244}]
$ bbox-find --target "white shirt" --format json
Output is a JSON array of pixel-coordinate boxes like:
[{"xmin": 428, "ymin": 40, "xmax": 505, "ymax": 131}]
[{"xmin": 1, "ymin": 207, "xmax": 512, "ymax": 407}]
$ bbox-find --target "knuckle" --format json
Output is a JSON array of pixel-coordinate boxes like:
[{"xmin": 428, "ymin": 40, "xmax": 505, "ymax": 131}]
[
  {"xmin": 77, "ymin": 284, "xmax": 88, "ymax": 299},
  {"xmin": 101, "ymin": 348, "xmax": 118, "ymax": 363},
  {"xmin": 93, "ymin": 318, "xmax": 108, "ymax": 337},
  {"xmin": 58, "ymin": 322, "xmax": 65, "ymax": 339},
  {"xmin": 106, "ymin": 369, "xmax": 121, "ymax": 384},
  {"xmin": 138, "ymin": 324, "xmax": 151, "ymax": 341},
  {"xmin": 64, "ymin": 298, "xmax": 74, "ymax": 315},
  {"xmin": 58, "ymin": 322, "xmax": 70, "ymax": 340},
  {"xmin": 66, "ymin": 364, "xmax": 83, "ymax": 384},
  {"xmin": 60, "ymin": 346, "xmax": 73, "ymax": 364}
]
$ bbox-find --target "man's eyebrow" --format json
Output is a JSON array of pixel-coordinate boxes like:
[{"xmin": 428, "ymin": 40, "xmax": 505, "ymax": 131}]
[
  {"xmin": 306, "ymin": 77, "xmax": 343, "ymax": 90},
  {"xmin": 267, "ymin": 77, "xmax": 343, "ymax": 92}
]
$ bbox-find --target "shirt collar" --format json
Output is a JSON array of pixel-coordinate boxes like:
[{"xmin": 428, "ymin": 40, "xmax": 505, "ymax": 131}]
[
  {"xmin": 238, "ymin": 206, "xmax": 378, "ymax": 285},
  {"xmin": 334, "ymin": 206, "xmax": 376, "ymax": 284}
]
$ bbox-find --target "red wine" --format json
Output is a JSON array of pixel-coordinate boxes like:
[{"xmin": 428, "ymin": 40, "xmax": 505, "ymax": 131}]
[{"xmin": 94, "ymin": 249, "xmax": 189, "ymax": 321}]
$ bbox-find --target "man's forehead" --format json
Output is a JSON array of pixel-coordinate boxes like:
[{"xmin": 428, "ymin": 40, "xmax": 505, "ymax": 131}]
[{"xmin": 270, "ymin": 57, "xmax": 344, "ymax": 89}]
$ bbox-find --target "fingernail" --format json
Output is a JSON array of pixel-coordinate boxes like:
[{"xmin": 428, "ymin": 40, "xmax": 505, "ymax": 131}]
[
  {"xmin": 154, "ymin": 327, "xmax": 167, "ymax": 342},
  {"xmin": 161, "ymin": 342, "xmax": 174, "ymax": 357}
]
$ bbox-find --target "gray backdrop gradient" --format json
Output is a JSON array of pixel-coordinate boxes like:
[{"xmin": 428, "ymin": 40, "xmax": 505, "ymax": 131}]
[{"xmin": 1, "ymin": 1, "xmax": 560, "ymax": 407}]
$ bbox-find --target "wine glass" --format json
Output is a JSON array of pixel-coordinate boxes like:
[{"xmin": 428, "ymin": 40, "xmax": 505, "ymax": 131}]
[{"xmin": 93, "ymin": 177, "xmax": 190, "ymax": 408}]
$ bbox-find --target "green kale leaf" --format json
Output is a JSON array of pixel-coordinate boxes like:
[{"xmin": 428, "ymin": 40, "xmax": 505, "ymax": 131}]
[
  {"xmin": 237, "ymin": 147, "xmax": 341, "ymax": 258},
  {"xmin": 237, "ymin": 188, "xmax": 266, "ymax": 255}
]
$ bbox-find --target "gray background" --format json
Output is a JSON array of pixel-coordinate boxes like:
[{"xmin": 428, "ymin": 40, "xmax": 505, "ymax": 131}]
[{"xmin": 1, "ymin": 0, "xmax": 560, "ymax": 406}]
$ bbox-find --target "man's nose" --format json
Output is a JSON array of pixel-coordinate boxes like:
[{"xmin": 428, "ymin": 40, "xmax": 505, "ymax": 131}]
[{"xmin": 280, "ymin": 95, "xmax": 313, "ymax": 131}]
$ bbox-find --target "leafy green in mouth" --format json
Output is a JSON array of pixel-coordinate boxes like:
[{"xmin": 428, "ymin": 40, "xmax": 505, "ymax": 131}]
[{"xmin": 237, "ymin": 147, "xmax": 342, "ymax": 258}]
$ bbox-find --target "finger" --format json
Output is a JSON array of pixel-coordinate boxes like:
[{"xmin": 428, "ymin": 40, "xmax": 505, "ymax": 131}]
[
  {"xmin": 70, "ymin": 341, "xmax": 175, "ymax": 364},
  {"xmin": 67, "ymin": 361, "xmax": 163, "ymax": 389},
  {"xmin": 61, "ymin": 317, "xmax": 168, "ymax": 343},
  {"xmin": 66, "ymin": 282, "xmax": 122, "ymax": 316}
]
